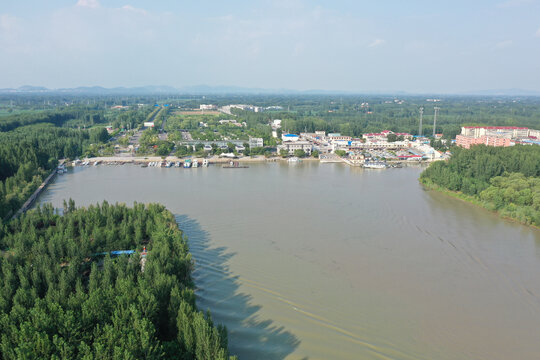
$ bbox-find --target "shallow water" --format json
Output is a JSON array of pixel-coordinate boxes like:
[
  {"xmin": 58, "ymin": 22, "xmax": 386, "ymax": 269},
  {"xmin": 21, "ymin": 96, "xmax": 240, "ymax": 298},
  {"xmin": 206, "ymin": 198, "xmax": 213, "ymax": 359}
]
[{"xmin": 38, "ymin": 163, "xmax": 540, "ymax": 360}]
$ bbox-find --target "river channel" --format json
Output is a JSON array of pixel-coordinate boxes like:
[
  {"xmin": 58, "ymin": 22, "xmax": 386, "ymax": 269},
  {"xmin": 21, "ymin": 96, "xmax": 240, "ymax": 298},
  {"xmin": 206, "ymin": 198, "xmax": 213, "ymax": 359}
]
[{"xmin": 37, "ymin": 163, "xmax": 540, "ymax": 360}]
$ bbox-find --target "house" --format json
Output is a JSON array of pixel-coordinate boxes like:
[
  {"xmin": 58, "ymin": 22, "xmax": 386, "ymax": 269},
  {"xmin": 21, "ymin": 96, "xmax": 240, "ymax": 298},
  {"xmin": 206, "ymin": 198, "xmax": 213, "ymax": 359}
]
[
  {"xmin": 277, "ymin": 141, "xmax": 313, "ymax": 155},
  {"xmin": 282, "ymin": 133, "xmax": 299, "ymax": 142},
  {"xmin": 249, "ymin": 137, "xmax": 264, "ymax": 148}
]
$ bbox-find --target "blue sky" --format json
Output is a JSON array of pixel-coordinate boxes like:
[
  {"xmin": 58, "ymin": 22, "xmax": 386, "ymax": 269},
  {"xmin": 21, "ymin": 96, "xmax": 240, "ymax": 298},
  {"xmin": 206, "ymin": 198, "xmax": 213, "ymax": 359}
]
[{"xmin": 1, "ymin": 0, "xmax": 539, "ymax": 93}]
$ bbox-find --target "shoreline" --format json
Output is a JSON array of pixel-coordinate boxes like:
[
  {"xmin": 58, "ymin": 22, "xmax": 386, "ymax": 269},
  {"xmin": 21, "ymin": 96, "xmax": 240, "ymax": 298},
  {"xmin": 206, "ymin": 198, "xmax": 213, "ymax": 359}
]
[
  {"xmin": 76, "ymin": 155, "xmax": 429, "ymax": 166},
  {"xmin": 420, "ymin": 180, "xmax": 539, "ymax": 230},
  {"xmin": 12, "ymin": 160, "xmax": 64, "ymax": 219}
]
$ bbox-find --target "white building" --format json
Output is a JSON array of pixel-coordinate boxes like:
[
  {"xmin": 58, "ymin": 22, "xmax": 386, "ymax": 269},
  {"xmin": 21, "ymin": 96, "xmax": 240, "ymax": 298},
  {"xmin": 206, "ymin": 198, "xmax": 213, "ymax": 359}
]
[
  {"xmin": 278, "ymin": 141, "xmax": 313, "ymax": 155},
  {"xmin": 248, "ymin": 137, "xmax": 264, "ymax": 148},
  {"xmin": 282, "ymin": 133, "xmax": 299, "ymax": 142},
  {"xmin": 200, "ymin": 104, "xmax": 217, "ymax": 110},
  {"xmin": 272, "ymin": 119, "xmax": 282, "ymax": 129}
]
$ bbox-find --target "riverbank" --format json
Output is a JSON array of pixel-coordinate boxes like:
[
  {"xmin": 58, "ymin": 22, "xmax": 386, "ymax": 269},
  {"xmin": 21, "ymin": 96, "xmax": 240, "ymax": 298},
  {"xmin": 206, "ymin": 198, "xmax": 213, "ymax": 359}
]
[
  {"xmin": 420, "ymin": 179, "xmax": 539, "ymax": 229},
  {"xmin": 12, "ymin": 160, "xmax": 64, "ymax": 219},
  {"xmin": 77, "ymin": 155, "xmax": 323, "ymax": 165}
]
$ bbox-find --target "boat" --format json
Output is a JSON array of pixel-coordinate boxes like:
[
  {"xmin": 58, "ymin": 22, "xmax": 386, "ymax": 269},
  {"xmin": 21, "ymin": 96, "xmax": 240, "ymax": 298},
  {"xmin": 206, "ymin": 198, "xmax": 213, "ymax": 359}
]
[
  {"xmin": 202, "ymin": 159, "xmax": 209, "ymax": 167},
  {"xmin": 141, "ymin": 163, "xmax": 148, "ymax": 168},
  {"xmin": 165, "ymin": 161, "xmax": 172, "ymax": 168},
  {"xmin": 287, "ymin": 157, "xmax": 300, "ymax": 163},
  {"xmin": 175, "ymin": 161, "xmax": 181, "ymax": 167},
  {"xmin": 184, "ymin": 159, "xmax": 192, "ymax": 168},
  {"xmin": 223, "ymin": 161, "xmax": 248, "ymax": 169},
  {"xmin": 363, "ymin": 161, "xmax": 386, "ymax": 169},
  {"xmin": 93, "ymin": 160, "xmax": 101, "ymax": 166},
  {"xmin": 192, "ymin": 160, "xmax": 199, "ymax": 168}
]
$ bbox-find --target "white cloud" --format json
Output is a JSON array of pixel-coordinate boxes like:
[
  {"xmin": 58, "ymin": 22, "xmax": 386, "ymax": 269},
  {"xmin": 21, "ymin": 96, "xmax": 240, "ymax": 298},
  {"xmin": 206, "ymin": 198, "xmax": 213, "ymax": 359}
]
[
  {"xmin": 368, "ymin": 39, "xmax": 385, "ymax": 47},
  {"xmin": 494, "ymin": 40, "xmax": 513, "ymax": 49},
  {"xmin": 76, "ymin": 0, "xmax": 100, "ymax": 9}
]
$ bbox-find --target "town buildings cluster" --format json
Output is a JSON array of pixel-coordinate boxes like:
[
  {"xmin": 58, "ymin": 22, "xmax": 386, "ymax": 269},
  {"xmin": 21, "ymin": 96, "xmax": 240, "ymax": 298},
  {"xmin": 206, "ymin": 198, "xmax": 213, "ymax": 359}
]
[{"xmin": 277, "ymin": 129, "xmax": 446, "ymax": 162}]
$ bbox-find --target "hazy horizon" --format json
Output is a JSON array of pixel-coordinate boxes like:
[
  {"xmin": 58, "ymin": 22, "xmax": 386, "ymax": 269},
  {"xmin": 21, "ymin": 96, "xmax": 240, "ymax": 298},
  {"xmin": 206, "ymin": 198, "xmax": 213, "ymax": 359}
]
[{"xmin": 1, "ymin": 0, "xmax": 540, "ymax": 93}]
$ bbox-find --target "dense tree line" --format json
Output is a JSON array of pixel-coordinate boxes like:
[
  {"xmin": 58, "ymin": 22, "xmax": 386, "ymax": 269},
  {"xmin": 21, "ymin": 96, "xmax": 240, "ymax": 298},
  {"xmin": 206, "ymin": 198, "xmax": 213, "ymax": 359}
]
[
  {"xmin": 0, "ymin": 124, "xmax": 108, "ymax": 222},
  {"xmin": 420, "ymin": 145, "xmax": 540, "ymax": 226},
  {"xmin": 0, "ymin": 201, "xmax": 235, "ymax": 359},
  {"xmin": 0, "ymin": 107, "xmax": 106, "ymax": 132}
]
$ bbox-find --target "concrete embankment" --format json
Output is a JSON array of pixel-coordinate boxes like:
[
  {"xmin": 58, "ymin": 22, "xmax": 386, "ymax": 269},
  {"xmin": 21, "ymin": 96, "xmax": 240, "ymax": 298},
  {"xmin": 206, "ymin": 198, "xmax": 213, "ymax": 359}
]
[
  {"xmin": 12, "ymin": 160, "xmax": 64, "ymax": 219},
  {"xmin": 80, "ymin": 155, "xmax": 321, "ymax": 165}
]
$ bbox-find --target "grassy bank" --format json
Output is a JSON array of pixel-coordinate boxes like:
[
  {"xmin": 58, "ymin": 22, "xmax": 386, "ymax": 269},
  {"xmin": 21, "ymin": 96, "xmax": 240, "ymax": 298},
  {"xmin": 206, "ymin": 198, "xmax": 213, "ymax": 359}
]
[{"xmin": 420, "ymin": 177, "xmax": 539, "ymax": 229}]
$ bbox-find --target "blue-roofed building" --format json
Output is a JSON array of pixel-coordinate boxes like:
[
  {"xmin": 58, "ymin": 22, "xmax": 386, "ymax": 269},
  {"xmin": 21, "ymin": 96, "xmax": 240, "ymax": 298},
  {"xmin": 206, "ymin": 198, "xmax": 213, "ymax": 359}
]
[{"xmin": 282, "ymin": 133, "xmax": 299, "ymax": 142}]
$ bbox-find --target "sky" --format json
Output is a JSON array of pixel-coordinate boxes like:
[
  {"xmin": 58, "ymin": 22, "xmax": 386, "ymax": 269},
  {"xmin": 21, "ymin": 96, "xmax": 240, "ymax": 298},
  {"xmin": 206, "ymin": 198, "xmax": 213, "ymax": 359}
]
[{"xmin": 1, "ymin": 0, "xmax": 540, "ymax": 93}]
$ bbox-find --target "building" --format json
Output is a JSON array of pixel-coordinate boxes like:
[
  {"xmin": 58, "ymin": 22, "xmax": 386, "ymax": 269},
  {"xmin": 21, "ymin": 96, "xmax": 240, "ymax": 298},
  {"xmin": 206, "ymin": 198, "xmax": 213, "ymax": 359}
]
[
  {"xmin": 362, "ymin": 130, "xmax": 413, "ymax": 142},
  {"xmin": 282, "ymin": 133, "xmax": 300, "ymax": 142},
  {"xmin": 248, "ymin": 137, "xmax": 264, "ymax": 148},
  {"xmin": 460, "ymin": 126, "xmax": 529, "ymax": 139},
  {"xmin": 456, "ymin": 135, "xmax": 512, "ymax": 149},
  {"xmin": 528, "ymin": 129, "xmax": 540, "ymax": 139},
  {"xmin": 277, "ymin": 141, "xmax": 313, "ymax": 155},
  {"xmin": 272, "ymin": 119, "xmax": 282, "ymax": 129},
  {"xmin": 235, "ymin": 145, "xmax": 245, "ymax": 153},
  {"xmin": 200, "ymin": 104, "xmax": 217, "ymax": 110},
  {"xmin": 143, "ymin": 122, "xmax": 154, "ymax": 128}
]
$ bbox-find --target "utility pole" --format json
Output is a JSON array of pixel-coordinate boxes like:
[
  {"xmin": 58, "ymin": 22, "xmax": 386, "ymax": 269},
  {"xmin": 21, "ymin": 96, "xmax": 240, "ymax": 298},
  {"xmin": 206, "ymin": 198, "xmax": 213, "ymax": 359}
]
[
  {"xmin": 418, "ymin": 107, "xmax": 424, "ymax": 137},
  {"xmin": 433, "ymin": 107, "xmax": 440, "ymax": 138}
]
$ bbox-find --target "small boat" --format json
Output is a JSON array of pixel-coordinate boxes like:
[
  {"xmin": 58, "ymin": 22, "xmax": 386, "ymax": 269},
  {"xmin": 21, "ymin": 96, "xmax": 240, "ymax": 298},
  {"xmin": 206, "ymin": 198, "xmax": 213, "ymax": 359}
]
[
  {"xmin": 166, "ymin": 161, "xmax": 172, "ymax": 168},
  {"xmin": 184, "ymin": 159, "xmax": 192, "ymax": 168},
  {"xmin": 287, "ymin": 157, "xmax": 300, "ymax": 163},
  {"xmin": 141, "ymin": 163, "xmax": 148, "ymax": 168},
  {"xmin": 223, "ymin": 161, "xmax": 248, "ymax": 169},
  {"xmin": 192, "ymin": 160, "xmax": 199, "ymax": 168},
  {"xmin": 93, "ymin": 160, "xmax": 101, "ymax": 166},
  {"xmin": 175, "ymin": 161, "xmax": 181, "ymax": 168},
  {"xmin": 363, "ymin": 161, "xmax": 386, "ymax": 169},
  {"xmin": 202, "ymin": 159, "xmax": 209, "ymax": 167}
]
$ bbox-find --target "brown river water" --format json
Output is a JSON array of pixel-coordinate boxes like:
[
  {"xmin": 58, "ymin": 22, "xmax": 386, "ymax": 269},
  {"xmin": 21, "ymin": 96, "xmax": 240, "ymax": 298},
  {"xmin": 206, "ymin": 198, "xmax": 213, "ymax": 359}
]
[{"xmin": 37, "ymin": 162, "xmax": 540, "ymax": 360}]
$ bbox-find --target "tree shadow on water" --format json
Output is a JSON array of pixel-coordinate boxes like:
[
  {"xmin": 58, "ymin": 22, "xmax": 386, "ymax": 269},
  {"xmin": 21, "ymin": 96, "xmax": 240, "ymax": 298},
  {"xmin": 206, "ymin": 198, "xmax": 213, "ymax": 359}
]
[{"xmin": 175, "ymin": 215, "xmax": 301, "ymax": 360}]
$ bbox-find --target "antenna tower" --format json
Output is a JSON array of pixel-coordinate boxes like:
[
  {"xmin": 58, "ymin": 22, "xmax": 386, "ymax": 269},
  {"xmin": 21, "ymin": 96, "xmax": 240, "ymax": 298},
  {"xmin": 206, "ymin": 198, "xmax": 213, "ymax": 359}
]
[
  {"xmin": 418, "ymin": 107, "xmax": 424, "ymax": 136},
  {"xmin": 433, "ymin": 107, "xmax": 440, "ymax": 137}
]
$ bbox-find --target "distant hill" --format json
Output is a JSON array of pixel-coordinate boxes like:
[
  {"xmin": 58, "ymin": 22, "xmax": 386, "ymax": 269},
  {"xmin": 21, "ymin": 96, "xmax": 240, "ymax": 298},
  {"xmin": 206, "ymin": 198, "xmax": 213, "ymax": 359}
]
[
  {"xmin": 1, "ymin": 85, "xmax": 539, "ymax": 96},
  {"xmin": 462, "ymin": 88, "xmax": 540, "ymax": 96}
]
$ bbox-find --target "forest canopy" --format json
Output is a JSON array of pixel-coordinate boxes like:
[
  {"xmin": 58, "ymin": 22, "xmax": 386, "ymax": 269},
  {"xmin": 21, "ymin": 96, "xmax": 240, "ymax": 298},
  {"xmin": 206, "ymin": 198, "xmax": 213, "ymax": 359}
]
[
  {"xmin": 420, "ymin": 145, "xmax": 540, "ymax": 226},
  {"xmin": 0, "ymin": 201, "xmax": 235, "ymax": 359}
]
